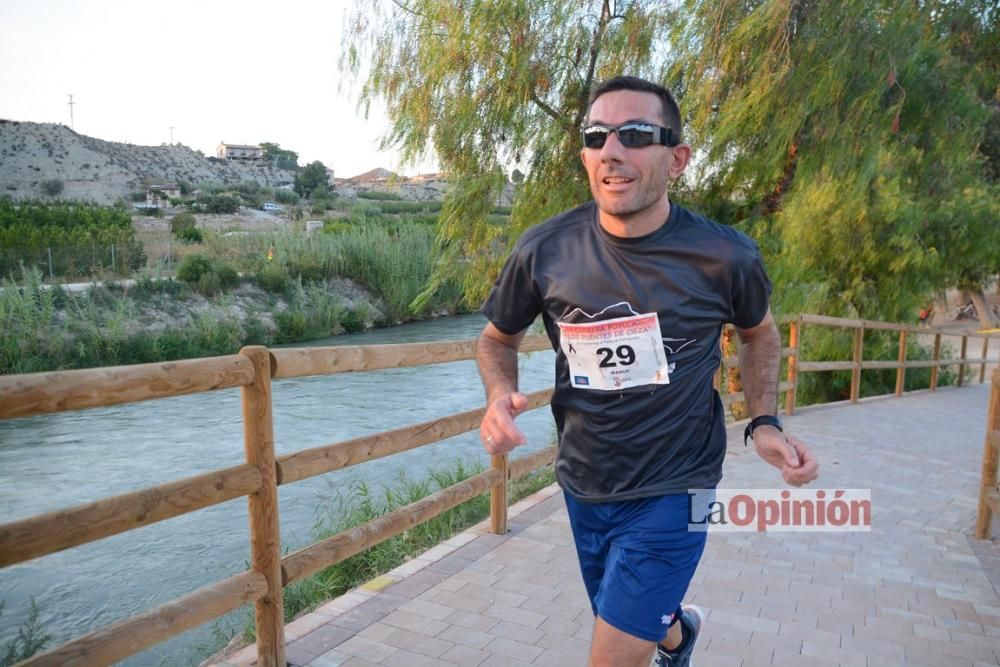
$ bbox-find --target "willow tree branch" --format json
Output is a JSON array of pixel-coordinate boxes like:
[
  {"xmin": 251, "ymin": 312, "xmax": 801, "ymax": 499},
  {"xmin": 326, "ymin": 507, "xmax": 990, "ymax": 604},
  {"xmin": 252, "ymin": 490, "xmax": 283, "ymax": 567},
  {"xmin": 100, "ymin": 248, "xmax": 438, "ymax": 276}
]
[
  {"xmin": 574, "ymin": 0, "xmax": 612, "ymax": 130},
  {"xmin": 390, "ymin": 0, "xmax": 428, "ymax": 18},
  {"xmin": 530, "ymin": 89, "xmax": 563, "ymax": 123}
]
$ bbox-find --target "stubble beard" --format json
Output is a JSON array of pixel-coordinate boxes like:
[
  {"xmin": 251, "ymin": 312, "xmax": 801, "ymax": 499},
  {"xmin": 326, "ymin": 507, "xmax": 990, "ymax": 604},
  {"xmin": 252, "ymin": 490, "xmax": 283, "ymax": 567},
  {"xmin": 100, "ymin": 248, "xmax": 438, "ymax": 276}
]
[{"xmin": 592, "ymin": 175, "xmax": 671, "ymax": 220}]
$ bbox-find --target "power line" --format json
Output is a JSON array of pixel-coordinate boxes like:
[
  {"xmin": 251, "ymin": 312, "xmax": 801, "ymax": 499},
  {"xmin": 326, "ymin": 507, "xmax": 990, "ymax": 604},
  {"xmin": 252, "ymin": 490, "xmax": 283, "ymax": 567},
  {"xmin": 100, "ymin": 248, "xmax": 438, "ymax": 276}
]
[{"xmin": 67, "ymin": 94, "xmax": 75, "ymax": 130}]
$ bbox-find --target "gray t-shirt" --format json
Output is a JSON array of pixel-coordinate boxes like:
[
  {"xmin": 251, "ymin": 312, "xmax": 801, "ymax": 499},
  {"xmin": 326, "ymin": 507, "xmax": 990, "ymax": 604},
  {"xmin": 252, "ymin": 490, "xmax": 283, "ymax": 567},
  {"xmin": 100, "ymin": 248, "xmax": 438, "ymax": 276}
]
[{"xmin": 483, "ymin": 200, "xmax": 772, "ymax": 502}]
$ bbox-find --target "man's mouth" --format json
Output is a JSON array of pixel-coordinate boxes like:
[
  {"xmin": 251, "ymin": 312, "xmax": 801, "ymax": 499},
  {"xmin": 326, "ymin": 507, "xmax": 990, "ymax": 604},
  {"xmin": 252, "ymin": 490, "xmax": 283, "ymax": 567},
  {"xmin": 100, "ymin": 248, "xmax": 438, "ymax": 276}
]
[{"xmin": 601, "ymin": 175, "xmax": 635, "ymax": 191}]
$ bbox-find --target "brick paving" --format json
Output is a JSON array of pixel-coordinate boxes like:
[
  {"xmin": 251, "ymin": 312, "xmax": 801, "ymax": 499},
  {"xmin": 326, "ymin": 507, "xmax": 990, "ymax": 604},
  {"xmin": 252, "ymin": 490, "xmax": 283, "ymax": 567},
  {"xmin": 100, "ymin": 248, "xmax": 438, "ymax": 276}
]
[{"xmin": 217, "ymin": 384, "xmax": 1000, "ymax": 666}]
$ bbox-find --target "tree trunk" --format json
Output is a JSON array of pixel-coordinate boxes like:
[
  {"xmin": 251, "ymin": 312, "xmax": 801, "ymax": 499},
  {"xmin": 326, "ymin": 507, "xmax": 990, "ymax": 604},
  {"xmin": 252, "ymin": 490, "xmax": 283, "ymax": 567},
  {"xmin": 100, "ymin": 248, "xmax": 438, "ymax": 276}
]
[{"xmin": 968, "ymin": 288, "xmax": 999, "ymax": 329}]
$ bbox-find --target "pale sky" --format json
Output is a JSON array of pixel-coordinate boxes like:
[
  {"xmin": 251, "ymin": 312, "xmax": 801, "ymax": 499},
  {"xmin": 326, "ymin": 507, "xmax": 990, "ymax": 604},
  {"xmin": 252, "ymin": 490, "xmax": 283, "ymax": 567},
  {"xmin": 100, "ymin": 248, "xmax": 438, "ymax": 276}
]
[{"xmin": 0, "ymin": 0, "xmax": 439, "ymax": 178}]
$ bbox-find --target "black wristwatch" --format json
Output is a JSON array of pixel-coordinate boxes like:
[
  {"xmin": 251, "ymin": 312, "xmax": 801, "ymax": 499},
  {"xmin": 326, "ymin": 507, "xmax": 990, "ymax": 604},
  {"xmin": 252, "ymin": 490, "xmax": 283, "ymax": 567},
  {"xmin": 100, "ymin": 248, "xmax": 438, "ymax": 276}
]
[{"xmin": 744, "ymin": 415, "xmax": 783, "ymax": 447}]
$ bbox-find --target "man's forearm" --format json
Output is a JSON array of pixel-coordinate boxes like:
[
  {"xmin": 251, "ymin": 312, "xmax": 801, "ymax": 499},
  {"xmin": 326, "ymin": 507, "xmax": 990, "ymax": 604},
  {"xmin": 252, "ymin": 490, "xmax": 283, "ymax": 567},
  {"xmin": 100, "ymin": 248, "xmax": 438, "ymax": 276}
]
[
  {"xmin": 737, "ymin": 321, "xmax": 781, "ymax": 418},
  {"xmin": 477, "ymin": 334, "xmax": 520, "ymax": 404}
]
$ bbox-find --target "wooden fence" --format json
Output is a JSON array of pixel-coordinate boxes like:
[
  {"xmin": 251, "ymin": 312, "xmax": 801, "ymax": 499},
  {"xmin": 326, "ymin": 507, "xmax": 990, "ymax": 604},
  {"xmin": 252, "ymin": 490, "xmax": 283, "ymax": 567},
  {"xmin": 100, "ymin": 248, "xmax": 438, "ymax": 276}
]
[
  {"xmin": 762, "ymin": 314, "xmax": 996, "ymax": 414},
  {"xmin": 0, "ymin": 314, "xmax": 996, "ymax": 666}
]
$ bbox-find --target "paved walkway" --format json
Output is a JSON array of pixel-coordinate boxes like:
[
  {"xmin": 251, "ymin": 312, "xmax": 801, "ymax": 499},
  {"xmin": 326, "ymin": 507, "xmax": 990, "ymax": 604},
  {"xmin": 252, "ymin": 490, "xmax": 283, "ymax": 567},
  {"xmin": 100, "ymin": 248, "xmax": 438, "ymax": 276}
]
[{"xmin": 218, "ymin": 384, "xmax": 1000, "ymax": 667}]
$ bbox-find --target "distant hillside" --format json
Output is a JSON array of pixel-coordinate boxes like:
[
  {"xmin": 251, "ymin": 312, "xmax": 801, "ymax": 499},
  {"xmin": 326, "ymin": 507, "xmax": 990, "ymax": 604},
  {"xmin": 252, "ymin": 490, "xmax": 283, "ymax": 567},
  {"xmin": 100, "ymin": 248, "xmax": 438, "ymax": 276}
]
[
  {"xmin": 336, "ymin": 168, "xmax": 515, "ymax": 205},
  {"xmin": 0, "ymin": 120, "xmax": 296, "ymax": 204}
]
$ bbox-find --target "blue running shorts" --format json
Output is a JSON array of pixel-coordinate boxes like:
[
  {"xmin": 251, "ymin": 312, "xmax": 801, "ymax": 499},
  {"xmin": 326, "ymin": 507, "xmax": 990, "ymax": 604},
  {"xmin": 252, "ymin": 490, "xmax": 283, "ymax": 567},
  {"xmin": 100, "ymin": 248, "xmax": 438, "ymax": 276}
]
[{"xmin": 563, "ymin": 491, "xmax": 710, "ymax": 642}]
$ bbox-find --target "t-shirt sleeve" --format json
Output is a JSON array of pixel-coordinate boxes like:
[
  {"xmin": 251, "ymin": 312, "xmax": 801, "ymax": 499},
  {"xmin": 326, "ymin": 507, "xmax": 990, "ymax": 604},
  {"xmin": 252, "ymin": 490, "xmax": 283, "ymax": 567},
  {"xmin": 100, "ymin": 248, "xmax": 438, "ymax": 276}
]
[
  {"xmin": 482, "ymin": 239, "xmax": 543, "ymax": 335},
  {"xmin": 730, "ymin": 241, "xmax": 773, "ymax": 329}
]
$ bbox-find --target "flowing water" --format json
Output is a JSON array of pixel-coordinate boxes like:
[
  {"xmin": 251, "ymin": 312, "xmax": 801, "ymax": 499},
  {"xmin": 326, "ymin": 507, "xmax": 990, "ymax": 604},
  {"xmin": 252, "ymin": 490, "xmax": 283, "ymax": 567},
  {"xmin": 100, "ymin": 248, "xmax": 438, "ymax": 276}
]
[{"xmin": 0, "ymin": 313, "xmax": 557, "ymax": 665}]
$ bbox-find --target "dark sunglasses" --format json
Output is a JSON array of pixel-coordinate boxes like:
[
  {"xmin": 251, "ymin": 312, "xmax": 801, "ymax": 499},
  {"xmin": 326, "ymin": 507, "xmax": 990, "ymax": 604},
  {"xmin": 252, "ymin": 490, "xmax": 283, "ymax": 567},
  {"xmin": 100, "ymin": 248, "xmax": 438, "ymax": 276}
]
[{"xmin": 582, "ymin": 122, "xmax": 680, "ymax": 149}]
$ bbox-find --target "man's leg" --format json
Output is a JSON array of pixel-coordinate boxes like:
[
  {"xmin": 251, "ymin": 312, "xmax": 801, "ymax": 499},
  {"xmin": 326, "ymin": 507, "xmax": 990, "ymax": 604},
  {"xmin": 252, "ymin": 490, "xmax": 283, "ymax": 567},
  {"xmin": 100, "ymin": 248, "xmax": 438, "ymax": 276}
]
[
  {"xmin": 589, "ymin": 616, "xmax": 657, "ymax": 667},
  {"xmin": 587, "ymin": 494, "xmax": 708, "ymax": 666},
  {"xmin": 661, "ymin": 615, "xmax": 683, "ymax": 650},
  {"xmin": 589, "ymin": 607, "xmax": 702, "ymax": 667}
]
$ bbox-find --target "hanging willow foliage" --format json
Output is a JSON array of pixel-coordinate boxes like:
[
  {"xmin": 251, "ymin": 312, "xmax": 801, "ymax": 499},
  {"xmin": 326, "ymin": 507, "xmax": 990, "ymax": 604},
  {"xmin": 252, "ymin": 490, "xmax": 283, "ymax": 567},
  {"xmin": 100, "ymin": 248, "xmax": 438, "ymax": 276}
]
[
  {"xmin": 342, "ymin": 0, "xmax": 998, "ymax": 320},
  {"xmin": 671, "ymin": 0, "xmax": 999, "ymax": 320}
]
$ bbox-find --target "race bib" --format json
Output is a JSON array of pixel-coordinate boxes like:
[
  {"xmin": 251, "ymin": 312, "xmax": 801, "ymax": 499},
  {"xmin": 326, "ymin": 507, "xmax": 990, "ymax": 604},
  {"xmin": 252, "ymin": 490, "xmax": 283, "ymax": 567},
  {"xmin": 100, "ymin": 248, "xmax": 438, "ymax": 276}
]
[{"xmin": 557, "ymin": 313, "xmax": 670, "ymax": 391}]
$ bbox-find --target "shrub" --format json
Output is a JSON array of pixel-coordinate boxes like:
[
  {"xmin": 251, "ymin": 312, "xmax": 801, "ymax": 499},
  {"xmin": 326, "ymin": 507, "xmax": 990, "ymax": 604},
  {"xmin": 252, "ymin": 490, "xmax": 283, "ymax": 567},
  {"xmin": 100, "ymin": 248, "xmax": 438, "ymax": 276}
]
[
  {"xmin": 376, "ymin": 200, "xmax": 434, "ymax": 214},
  {"xmin": 348, "ymin": 201, "xmax": 385, "ymax": 218},
  {"xmin": 195, "ymin": 271, "xmax": 222, "ymax": 296},
  {"xmin": 215, "ymin": 263, "xmax": 240, "ymax": 290},
  {"xmin": 256, "ymin": 263, "xmax": 289, "ymax": 293},
  {"xmin": 40, "ymin": 179, "xmax": 63, "ymax": 197},
  {"xmin": 238, "ymin": 193, "xmax": 264, "ymax": 209},
  {"xmin": 322, "ymin": 221, "xmax": 352, "ymax": 234},
  {"xmin": 170, "ymin": 212, "xmax": 197, "ymax": 235},
  {"xmin": 357, "ymin": 190, "xmax": 403, "ymax": 201},
  {"xmin": 176, "ymin": 254, "xmax": 240, "ymax": 294},
  {"xmin": 234, "ymin": 181, "xmax": 263, "ymax": 196},
  {"xmin": 198, "ymin": 194, "xmax": 241, "ymax": 214},
  {"xmin": 274, "ymin": 189, "xmax": 299, "ymax": 205},
  {"xmin": 176, "ymin": 225, "xmax": 204, "ymax": 244},
  {"xmin": 176, "ymin": 254, "xmax": 213, "ymax": 283},
  {"xmin": 404, "ymin": 212, "xmax": 439, "ymax": 226}
]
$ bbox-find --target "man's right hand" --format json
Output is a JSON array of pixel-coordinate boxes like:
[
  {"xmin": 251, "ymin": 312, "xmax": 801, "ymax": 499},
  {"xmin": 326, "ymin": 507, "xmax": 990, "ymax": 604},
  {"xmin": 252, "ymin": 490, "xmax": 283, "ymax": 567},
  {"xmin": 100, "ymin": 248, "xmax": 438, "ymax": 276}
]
[{"xmin": 480, "ymin": 392, "xmax": 528, "ymax": 455}]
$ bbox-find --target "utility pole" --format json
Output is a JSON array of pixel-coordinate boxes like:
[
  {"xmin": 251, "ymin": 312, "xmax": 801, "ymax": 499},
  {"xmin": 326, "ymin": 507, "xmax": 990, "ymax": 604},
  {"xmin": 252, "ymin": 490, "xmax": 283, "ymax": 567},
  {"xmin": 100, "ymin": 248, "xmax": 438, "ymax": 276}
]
[
  {"xmin": 67, "ymin": 94, "xmax": 75, "ymax": 130},
  {"xmin": 169, "ymin": 126, "xmax": 175, "ymax": 144}
]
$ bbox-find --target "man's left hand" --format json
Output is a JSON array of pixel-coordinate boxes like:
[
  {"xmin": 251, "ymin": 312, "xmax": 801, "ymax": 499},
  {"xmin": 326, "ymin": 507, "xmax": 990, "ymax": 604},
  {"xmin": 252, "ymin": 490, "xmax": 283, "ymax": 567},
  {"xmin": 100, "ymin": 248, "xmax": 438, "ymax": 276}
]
[{"xmin": 751, "ymin": 426, "xmax": 819, "ymax": 487}]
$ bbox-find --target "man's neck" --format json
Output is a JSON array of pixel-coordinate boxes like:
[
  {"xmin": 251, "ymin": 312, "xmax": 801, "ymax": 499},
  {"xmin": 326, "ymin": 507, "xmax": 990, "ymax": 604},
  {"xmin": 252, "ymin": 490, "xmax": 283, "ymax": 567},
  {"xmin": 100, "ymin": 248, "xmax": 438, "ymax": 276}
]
[{"xmin": 597, "ymin": 197, "xmax": 671, "ymax": 239}]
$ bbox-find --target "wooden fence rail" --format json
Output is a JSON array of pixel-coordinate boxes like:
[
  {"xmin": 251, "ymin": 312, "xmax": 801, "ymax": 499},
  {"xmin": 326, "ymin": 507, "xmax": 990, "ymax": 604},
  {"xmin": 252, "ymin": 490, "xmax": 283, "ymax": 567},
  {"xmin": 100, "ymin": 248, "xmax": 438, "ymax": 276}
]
[{"xmin": 1, "ymin": 315, "xmax": 997, "ymax": 666}]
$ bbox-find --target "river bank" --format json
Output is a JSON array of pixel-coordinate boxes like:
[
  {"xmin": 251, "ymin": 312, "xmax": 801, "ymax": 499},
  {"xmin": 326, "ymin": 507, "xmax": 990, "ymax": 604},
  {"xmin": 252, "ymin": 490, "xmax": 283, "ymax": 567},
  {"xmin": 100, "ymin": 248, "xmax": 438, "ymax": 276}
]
[{"xmin": 0, "ymin": 261, "xmax": 469, "ymax": 375}]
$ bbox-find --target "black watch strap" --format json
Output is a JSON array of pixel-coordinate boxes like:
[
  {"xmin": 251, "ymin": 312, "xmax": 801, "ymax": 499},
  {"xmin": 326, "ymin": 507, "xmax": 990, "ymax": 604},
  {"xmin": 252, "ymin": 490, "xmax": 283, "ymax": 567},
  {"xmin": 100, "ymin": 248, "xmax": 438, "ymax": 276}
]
[{"xmin": 744, "ymin": 415, "xmax": 783, "ymax": 447}]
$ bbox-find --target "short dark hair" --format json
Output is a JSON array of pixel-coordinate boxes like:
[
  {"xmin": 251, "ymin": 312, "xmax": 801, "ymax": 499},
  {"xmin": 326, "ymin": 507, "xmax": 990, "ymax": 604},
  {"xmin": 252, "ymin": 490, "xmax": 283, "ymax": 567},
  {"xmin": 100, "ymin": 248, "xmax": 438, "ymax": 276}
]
[{"xmin": 587, "ymin": 76, "xmax": 683, "ymax": 143}]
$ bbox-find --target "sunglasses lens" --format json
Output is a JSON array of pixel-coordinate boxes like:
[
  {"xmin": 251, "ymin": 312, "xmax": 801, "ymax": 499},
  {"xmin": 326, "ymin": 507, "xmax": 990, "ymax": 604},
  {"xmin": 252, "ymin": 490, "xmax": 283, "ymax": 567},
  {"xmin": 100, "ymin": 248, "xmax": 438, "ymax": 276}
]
[
  {"xmin": 583, "ymin": 127, "xmax": 609, "ymax": 148},
  {"xmin": 617, "ymin": 124, "xmax": 655, "ymax": 148}
]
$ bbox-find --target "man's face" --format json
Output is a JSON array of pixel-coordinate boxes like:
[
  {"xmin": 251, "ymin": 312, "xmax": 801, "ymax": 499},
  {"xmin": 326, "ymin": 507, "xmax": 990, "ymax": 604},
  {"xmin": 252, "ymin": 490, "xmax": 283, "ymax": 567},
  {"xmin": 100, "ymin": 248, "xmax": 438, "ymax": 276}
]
[{"xmin": 580, "ymin": 90, "xmax": 688, "ymax": 225}]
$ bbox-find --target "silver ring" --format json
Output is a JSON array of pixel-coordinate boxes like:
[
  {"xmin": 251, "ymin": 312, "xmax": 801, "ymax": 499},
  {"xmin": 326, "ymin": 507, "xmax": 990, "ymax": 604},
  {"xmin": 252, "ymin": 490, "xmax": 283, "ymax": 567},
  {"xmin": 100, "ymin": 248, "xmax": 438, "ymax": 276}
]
[{"xmin": 485, "ymin": 434, "xmax": 494, "ymax": 444}]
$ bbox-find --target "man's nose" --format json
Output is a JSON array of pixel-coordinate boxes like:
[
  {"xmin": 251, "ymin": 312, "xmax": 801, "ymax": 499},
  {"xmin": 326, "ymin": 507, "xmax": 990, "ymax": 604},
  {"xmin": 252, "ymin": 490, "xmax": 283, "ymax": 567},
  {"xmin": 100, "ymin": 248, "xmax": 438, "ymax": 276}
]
[{"xmin": 599, "ymin": 131, "xmax": 626, "ymax": 162}]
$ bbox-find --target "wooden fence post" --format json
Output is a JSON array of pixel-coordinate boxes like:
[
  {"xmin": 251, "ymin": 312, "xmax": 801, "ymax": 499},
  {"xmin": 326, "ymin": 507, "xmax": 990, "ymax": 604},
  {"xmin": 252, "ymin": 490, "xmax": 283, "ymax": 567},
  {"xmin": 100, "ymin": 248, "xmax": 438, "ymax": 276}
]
[
  {"xmin": 975, "ymin": 369, "xmax": 1000, "ymax": 539},
  {"xmin": 850, "ymin": 325, "xmax": 864, "ymax": 403},
  {"xmin": 240, "ymin": 346, "xmax": 285, "ymax": 667},
  {"xmin": 959, "ymin": 336, "xmax": 968, "ymax": 387},
  {"xmin": 930, "ymin": 333, "xmax": 943, "ymax": 391},
  {"xmin": 895, "ymin": 330, "xmax": 908, "ymax": 396},
  {"xmin": 722, "ymin": 326, "xmax": 747, "ymax": 420},
  {"xmin": 786, "ymin": 318, "xmax": 799, "ymax": 415},
  {"xmin": 982, "ymin": 337, "xmax": 990, "ymax": 383},
  {"xmin": 490, "ymin": 454, "xmax": 508, "ymax": 534}
]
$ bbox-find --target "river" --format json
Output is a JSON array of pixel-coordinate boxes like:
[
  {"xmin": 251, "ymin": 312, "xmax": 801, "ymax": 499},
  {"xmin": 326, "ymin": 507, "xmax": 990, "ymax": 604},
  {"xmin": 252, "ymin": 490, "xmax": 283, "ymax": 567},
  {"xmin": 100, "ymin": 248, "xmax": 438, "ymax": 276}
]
[{"xmin": 0, "ymin": 313, "xmax": 557, "ymax": 665}]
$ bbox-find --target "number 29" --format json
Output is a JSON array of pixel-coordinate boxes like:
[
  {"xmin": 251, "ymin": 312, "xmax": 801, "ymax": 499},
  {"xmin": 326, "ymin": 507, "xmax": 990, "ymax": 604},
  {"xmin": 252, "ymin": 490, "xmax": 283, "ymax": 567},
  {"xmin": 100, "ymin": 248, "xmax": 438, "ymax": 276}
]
[{"xmin": 596, "ymin": 345, "xmax": 635, "ymax": 368}]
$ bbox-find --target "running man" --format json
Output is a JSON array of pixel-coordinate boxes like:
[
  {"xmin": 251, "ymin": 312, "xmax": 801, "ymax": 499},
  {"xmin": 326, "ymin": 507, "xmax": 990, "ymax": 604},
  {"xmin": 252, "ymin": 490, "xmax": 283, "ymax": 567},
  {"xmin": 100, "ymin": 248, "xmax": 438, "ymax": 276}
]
[{"xmin": 476, "ymin": 76, "xmax": 819, "ymax": 667}]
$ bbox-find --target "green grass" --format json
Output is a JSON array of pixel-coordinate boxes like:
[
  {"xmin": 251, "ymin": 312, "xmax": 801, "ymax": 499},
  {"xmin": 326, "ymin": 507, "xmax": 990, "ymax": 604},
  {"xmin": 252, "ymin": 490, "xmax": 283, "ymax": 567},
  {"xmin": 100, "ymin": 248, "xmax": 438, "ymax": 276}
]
[
  {"xmin": 0, "ymin": 599, "xmax": 50, "ymax": 667},
  {"xmin": 0, "ymin": 267, "xmax": 255, "ymax": 373},
  {"xmin": 203, "ymin": 223, "xmax": 464, "ymax": 322}
]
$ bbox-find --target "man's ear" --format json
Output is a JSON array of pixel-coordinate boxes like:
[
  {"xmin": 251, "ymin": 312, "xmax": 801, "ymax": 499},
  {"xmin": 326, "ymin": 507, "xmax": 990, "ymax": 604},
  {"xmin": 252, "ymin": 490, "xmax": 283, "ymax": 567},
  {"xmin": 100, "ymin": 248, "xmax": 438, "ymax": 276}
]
[{"xmin": 668, "ymin": 143, "xmax": 692, "ymax": 181}]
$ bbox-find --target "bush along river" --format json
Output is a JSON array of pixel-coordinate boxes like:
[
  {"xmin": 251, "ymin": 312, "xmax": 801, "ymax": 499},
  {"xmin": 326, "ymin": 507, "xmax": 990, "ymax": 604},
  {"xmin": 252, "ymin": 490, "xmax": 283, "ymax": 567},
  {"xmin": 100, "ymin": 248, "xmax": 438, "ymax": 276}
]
[{"xmin": 0, "ymin": 313, "xmax": 557, "ymax": 665}]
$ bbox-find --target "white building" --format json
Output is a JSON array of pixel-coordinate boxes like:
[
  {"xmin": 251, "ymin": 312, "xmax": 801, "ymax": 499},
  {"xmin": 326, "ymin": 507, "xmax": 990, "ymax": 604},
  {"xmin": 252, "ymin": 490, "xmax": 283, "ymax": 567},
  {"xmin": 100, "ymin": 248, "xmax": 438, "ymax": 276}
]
[{"xmin": 217, "ymin": 143, "xmax": 263, "ymax": 160}]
